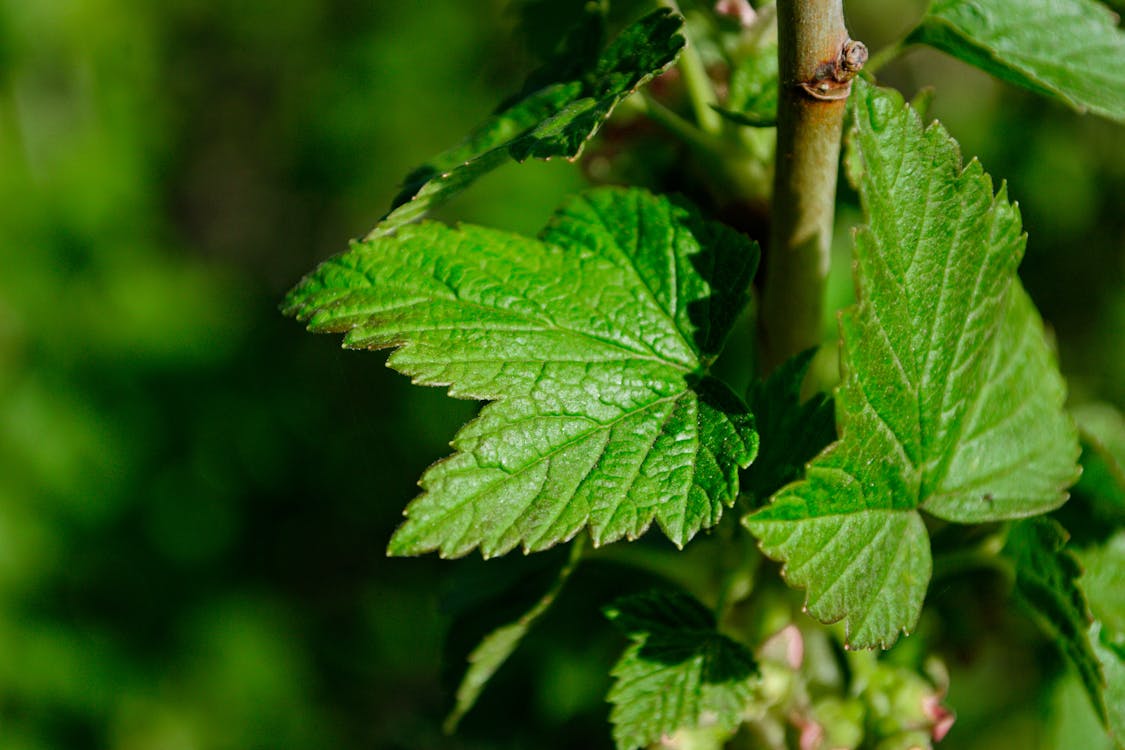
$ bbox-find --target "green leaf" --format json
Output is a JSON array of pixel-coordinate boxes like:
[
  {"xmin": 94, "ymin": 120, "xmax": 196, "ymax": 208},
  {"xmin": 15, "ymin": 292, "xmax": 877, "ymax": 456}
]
[
  {"xmin": 741, "ymin": 349, "xmax": 835, "ymax": 505},
  {"xmin": 508, "ymin": 0, "xmax": 608, "ymax": 79},
  {"xmin": 605, "ymin": 590, "xmax": 759, "ymax": 750},
  {"xmin": 1004, "ymin": 518, "xmax": 1106, "ymax": 726},
  {"xmin": 444, "ymin": 538, "xmax": 584, "ymax": 732},
  {"xmin": 1077, "ymin": 531, "xmax": 1125, "ymax": 746},
  {"xmin": 744, "ymin": 80, "xmax": 1080, "ymax": 649},
  {"xmin": 1078, "ymin": 531, "xmax": 1125, "ymax": 634},
  {"xmin": 909, "ymin": 0, "xmax": 1125, "ymax": 122},
  {"xmin": 1074, "ymin": 403, "xmax": 1125, "ymax": 519},
  {"xmin": 373, "ymin": 9, "xmax": 685, "ymax": 236},
  {"xmin": 285, "ymin": 187, "xmax": 759, "ymax": 557},
  {"xmin": 718, "ymin": 41, "xmax": 779, "ymax": 127},
  {"xmin": 1092, "ymin": 623, "xmax": 1125, "ymax": 749}
]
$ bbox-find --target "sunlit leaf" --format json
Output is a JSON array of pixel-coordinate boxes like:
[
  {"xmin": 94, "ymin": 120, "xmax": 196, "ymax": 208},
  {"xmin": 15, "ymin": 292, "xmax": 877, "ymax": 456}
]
[
  {"xmin": 745, "ymin": 80, "xmax": 1080, "ymax": 648},
  {"xmin": 286, "ymin": 187, "xmax": 759, "ymax": 557}
]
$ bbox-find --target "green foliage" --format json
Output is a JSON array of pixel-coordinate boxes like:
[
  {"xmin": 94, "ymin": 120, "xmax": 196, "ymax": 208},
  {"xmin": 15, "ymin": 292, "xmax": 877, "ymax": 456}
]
[
  {"xmin": 375, "ymin": 8, "xmax": 685, "ymax": 235},
  {"xmin": 714, "ymin": 41, "xmax": 780, "ymax": 127},
  {"xmin": 1074, "ymin": 403, "xmax": 1125, "ymax": 521},
  {"xmin": 910, "ymin": 0, "xmax": 1125, "ymax": 121},
  {"xmin": 8, "ymin": 0, "xmax": 1124, "ymax": 747},
  {"xmin": 445, "ymin": 539, "xmax": 585, "ymax": 732},
  {"xmin": 741, "ymin": 349, "xmax": 835, "ymax": 505},
  {"xmin": 605, "ymin": 591, "xmax": 759, "ymax": 750},
  {"xmin": 1078, "ymin": 532, "xmax": 1125, "ymax": 746},
  {"xmin": 745, "ymin": 79, "xmax": 1080, "ymax": 648},
  {"xmin": 1003, "ymin": 519, "xmax": 1106, "ymax": 724},
  {"xmin": 285, "ymin": 187, "xmax": 759, "ymax": 556}
]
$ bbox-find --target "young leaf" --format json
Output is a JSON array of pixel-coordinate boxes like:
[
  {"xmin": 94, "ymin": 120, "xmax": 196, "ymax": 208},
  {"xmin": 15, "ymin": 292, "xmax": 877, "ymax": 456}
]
[
  {"xmin": 605, "ymin": 590, "xmax": 759, "ymax": 750},
  {"xmin": 1004, "ymin": 518, "xmax": 1107, "ymax": 726},
  {"xmin": 909, "ymin": 0, "xmax": 1125, "ymax": 122},
  {"xmin": 373, "ymin": 9, "xmax": 685, "ymax": 236},
  {"xmin": 1079, "ymin": 530, "xmax": 1125, "ymax": 746},
  {"xmin": 1092, "ymin": 623, "xmax": 1125, "ymax": 750},
  {"xmin": 444, "ymin": 538, "xmax": 584, "ymax": 733},
  {"xmin": 1074, "ymin": 403, "xmax": 1125, "ymax": 518},
  {"xmin": 744, "ymin": 80, "xmax": 1080, "ymax": 649},
  {"xmin": 714, "ymin": 41, "xmax": 779, "ymax": 128},
  {"xmin": 285, "ymin": 187, "xmax": 759, "ymax": 557},
  {"xmin": 1078, "ymin": 531, "xmax": 1125, "ymax": 635},
  {"xmin": 741, "ymin": 349, "xmax": 835, "ymax": 505}
]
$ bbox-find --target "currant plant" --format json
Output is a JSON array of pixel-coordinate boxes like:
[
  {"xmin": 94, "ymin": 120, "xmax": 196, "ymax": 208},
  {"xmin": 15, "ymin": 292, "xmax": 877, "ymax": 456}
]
[{"xmin": 284, "ymin": 1, "xmax": 1125, "ymax": 747}]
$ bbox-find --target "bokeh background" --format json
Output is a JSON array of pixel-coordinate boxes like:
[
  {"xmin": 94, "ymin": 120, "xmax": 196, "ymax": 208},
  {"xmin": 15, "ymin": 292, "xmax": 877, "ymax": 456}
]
[{"xmin": 0, "ymin": 0, "xmax": 1121, "ymax": 748}]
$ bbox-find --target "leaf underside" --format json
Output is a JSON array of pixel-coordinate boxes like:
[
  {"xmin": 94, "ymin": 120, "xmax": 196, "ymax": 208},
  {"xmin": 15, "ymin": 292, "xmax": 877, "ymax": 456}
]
[
  {"xmin": 745, "ymin": 80, "xmax": 1080, "ymax": 649},
  {"xmin": 285, "ymin": 187, "xmax": 759, "ymax": 558},
  {"xmin": 372, "ymin": 8, "xmax": 685, "ymax": 236},
  {"xmin": 606, "ymin": 591, "xmax": 759, "ymax": 750},
  {"xmin": 911, "ymin": 0, "xmax": 1125, "ymax": 122}
]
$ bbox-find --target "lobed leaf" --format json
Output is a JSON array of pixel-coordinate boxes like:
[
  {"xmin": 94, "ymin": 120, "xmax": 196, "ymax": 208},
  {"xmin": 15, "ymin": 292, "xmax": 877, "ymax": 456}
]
[
  {"xmin": 285, "ymin": 187, "xmax": 759, "ymax": 557},
  {"xmin": 745, "ymin": 80, "xmax": 1080, "ymax": 648},
  {"xmin": 910, "ymin": 0, "xmax": 1125, "ymax": 122},
  {"xmin": 372, "ymin": 8, "xmax": 685, "ymax": 236},
  {"xmin": 605, "ymin": 590, "xmax": 759, "ymax": 750}
]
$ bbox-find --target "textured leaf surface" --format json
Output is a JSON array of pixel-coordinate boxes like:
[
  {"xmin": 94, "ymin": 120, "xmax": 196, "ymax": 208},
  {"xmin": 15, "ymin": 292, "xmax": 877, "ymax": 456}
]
[
  {"xmin": 910, "ymin": 0, "xmax": 1125, "ymax": 121},
  {"xmin": 444, "ymin": 539, "xmax": 584, "ymax": 732},
  {"xmin": 745, "ymin": 80, "xmax": 1080, "ymax": 648},
  {"xmin": 742, "ymin": 349, "xmax": 835, "ymax": 505},
  {"xmin": 1005, "ymin": 519, "xmax": 1106, "ymax": 725},
  {"xmin": 373, "ymin": 9, "xmax": 684, "ymax": 236},
  {"xmin": 606, "ymin": 591, "xmax": 758, "ymax": 750},
  {"xmin": 285, "ymin": 187, "xmax": 759, "ymax": 557}
]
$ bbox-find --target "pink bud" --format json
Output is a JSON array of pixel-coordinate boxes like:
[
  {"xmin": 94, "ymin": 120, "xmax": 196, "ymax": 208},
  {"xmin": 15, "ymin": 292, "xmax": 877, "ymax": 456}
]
[
  {"xmin": 714, "ymin": 0, "xmax": 757, "ymax": 27},
  {"xmin": 922, "ymin": 694, "xmax": 955, "ymax": 742}
]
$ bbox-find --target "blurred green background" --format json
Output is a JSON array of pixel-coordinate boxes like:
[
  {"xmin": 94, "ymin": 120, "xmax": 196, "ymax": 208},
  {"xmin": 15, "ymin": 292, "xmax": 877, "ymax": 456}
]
[{"xmin": 0, "ymin": 1, "xmax": 1121, "ymax": 748}]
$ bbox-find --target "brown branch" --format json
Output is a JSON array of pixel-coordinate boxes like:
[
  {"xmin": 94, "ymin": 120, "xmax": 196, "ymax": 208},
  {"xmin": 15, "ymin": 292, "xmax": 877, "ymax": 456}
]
[{"xmin": 758, "ymin": 0, "xmax": 865, "ymax": 373}]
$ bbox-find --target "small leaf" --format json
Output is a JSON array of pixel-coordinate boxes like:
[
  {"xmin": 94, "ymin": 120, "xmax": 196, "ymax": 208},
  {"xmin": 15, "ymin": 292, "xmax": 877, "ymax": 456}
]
[
  {"xmin": 710, "ymin": 105, "xmax": 776, "ymax": 128},
  {"xmin": 605, "ymin": 590, "xmax": 759, "ymax": 750},
  {"xmin": 1078, "ymin": 531, "xmax": 1125, "ymax": 634},
  {"xmin": 1077, "ymin": 531, "xmax": 1125, "ymax": 746},
  {"xmin": 374, "ymin": 9, "xmax": 685, "ymax": 236},
  {"xmin": 1091, "ymin": 623, "xmax": 1125, "ymax": 748},
  {"xmin": 285, "ymin": 187, "xmax": 759, "ymax": 557},
  {"xmin": 444, "ymin": 538, "xmax": 584, "ymax": 732},
  {"xmin": 741, "ymin": 349, "xmax": 835, "ymax": 505},
  {"xmin": 909, "ymin": 0, "xmax": 1125, "ymax": 122},
  {"xmin": 745, "ymin": 80, "xmax": 1080, "ymax": 648},
  {"xmin": 1004, "ymin": 518, "xmax": 1106, "ymax": 726},
  {"xmin": 1074, "ymin": 403, "xmax": 1125, "ymax": 519},
  {"xmin": 721, "ymin": 41, "xmax": 779, "ymax": 127}
]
